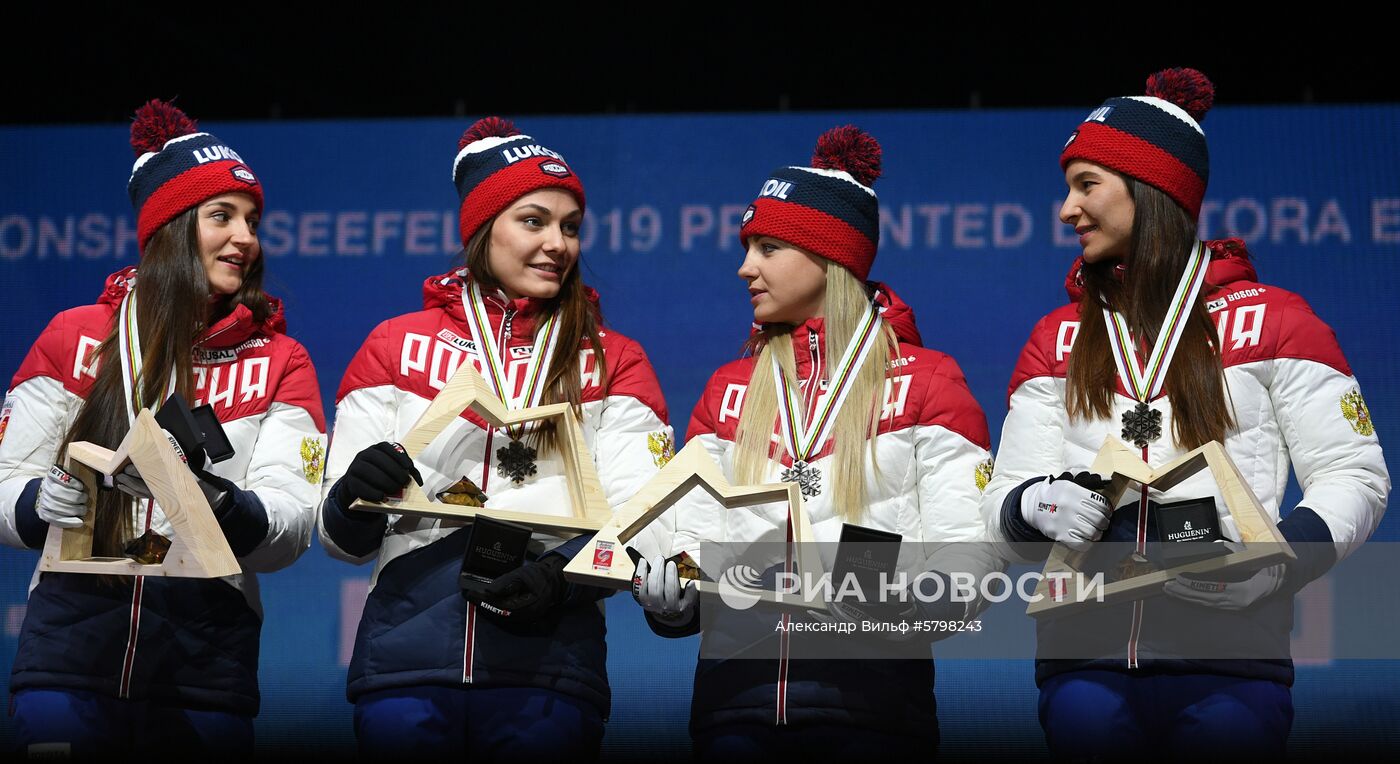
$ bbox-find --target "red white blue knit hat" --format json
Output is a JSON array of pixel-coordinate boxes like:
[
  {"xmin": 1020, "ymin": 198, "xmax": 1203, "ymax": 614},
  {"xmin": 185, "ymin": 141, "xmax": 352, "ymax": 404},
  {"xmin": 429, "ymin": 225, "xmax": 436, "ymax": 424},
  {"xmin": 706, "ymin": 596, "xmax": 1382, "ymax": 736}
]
[
  {"xmin": 1060, "ymin": 68, "xmax": 1215, "ymax": 219},
  {"xmin": 452, "ymin": 117, "xmax": 586, "ymax": 248},
  {"xmin": 738, "ymin": 126, "xmax": 883, "ymax": 281},
  {"xmin": 127, "ymin": 100, "xmax": 263, "ymax": 253}
]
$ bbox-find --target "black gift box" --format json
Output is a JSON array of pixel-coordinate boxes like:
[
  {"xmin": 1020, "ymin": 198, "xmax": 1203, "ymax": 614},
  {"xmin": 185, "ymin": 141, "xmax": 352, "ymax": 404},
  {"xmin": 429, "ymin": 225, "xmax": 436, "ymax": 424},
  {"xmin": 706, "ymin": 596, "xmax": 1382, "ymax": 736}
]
[
  {"xmin": 154, "ymin": 393, "xmax": 235, "ymax": 469},
  {"xmin": 1149, "ymin": 496, "xmax": 1229, "ymax": 566},
  {"xmin": 831, "ymin": 523, "xmax": 902, "ymax": 603},
  {"xmin": 459, "ymin": 516, "xmax": 532, "ymax": 595}
]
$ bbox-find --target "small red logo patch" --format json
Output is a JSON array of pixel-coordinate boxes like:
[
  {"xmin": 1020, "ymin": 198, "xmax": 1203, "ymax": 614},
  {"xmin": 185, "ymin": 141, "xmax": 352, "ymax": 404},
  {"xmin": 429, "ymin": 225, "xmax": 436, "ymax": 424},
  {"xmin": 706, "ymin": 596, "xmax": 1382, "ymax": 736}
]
[
  {"xmin": 539, "ymin": 161, "xmax": 571, "ymax": 178},
  {"xmin": 593, "ymin": 548, "xmax": 613, "ymax": 568},
  {"xmin": 230, "ymin": 165, "xmax": 258, "ymax": 185}
]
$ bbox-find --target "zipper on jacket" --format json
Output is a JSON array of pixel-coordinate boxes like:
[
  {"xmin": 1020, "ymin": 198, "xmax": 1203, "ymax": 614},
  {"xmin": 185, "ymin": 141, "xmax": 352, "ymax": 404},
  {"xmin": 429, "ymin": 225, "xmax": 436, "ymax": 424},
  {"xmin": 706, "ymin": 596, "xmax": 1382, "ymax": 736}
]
[
  {"xmin": 460, "ymin": 299, "xmax": 512, "ymax": 684},
  {"xmin": 773, "ymin": 331, "xmax": 820, "ymax": 725},
  {"xmin": 501, "ymin": 307, "xmax": 515, "ymax": 347},
  {"xmin": 1126, "ymin": 443, "xmax": 1150, "ymax": 670},
  {"xmin": 462, "ymin": 601, "xmax": 477, "ymax": 683},
  {"xmin": 480, "ymin": 429, "xmax": 494, "ymax": 495},
  {"xmin": 197, "ymin": 322, "xmax": 238, "ymax": 348},
  {"xmin": 118, "ymin": 496, "xmax": 162, "ymax": 697},
  {"xmin": 773, "ymin": 329, "xmax": 820, "ymax": 724},
  {"xmin": 775, "ymin": 514, "xmax": 795, "ymax": 726},
  {"xmin": 115, "ymin": 316, "xmax": 253, "ymax": 699},
  {"xmin": 119, "ymin": 574, "xmax": 146, "ymax": 698}
]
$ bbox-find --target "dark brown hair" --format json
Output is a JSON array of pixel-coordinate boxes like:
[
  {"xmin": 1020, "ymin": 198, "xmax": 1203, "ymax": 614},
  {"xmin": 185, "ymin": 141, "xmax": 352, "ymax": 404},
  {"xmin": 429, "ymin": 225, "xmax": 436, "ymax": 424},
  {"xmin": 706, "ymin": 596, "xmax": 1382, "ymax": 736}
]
[
  {"xmin": 1066, "ymin": 175, "xmax": 1233, "ymax": 449},
  {"xmin": 59, "ymin": 202, "xmax": 272, "ymax": 558},
  {"xmin": 463, "ymin": 218, "xmax": 607, "ymax": 456}
]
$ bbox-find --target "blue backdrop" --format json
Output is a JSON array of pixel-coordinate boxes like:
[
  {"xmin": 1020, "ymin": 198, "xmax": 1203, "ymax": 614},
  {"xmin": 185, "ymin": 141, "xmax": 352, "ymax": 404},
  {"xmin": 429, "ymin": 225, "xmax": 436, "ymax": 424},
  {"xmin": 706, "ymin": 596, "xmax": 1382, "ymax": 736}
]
[{"xmin": 2, "ymin": 106, "xmax": 1398, "ymax": 756}]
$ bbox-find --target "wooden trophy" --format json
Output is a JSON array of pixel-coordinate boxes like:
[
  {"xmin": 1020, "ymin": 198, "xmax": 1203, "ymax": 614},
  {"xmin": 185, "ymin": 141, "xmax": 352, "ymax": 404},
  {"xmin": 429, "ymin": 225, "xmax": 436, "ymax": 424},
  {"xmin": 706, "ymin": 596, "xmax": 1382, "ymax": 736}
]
[
  {"xmin": 562, "ymin": 441, "xmax": 830, "ymax": 613},
  {"xmin": 43, "ymin": 409, "xmax": 240, "ymax": 578},
  {"xmin": 1026, "ymin": 437, "xmax": 1295, "ymax": 618},
  {"xmin": 348, "ymin": 363, "xmax": 611, "ymax": 537}
]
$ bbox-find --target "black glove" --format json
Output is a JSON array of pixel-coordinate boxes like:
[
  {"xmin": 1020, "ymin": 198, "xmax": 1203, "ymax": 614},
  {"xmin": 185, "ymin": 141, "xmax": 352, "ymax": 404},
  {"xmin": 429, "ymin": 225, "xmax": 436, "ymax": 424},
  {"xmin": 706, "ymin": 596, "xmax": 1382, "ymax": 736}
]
[
  {"xmin": 1055, "ymin": 471, "xmax": 1109, "ymax": 492},
  {"xmin": 115, "ymin": 461, "xmax": 236, "ymax": 514},
  {"xmin": 332, "ymin": 442, "xmax": 423, "ymax": 511},
  {"xmin": 468, "ymin": 554, "xmax": 569, "ymax": 622}
]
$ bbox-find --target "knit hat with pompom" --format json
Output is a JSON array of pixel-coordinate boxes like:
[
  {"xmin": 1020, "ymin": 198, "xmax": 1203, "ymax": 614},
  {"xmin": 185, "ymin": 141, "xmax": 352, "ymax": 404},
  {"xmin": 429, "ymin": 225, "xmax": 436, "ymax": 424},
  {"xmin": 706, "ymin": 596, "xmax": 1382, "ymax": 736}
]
[
  {"xmin": 452, "ymin": 116, "xmax": 585, "ymax": 249},
  {"xmin": 127, "ymin": 99, "xmax": 263, "ymax": 253},
  {"xmin": 739, "ymin": 125, "xmax": 884, "ymax": 280},
  {"xmin": 1060, "ymin": 67, "xmax": 1216, "ymax": 218}
]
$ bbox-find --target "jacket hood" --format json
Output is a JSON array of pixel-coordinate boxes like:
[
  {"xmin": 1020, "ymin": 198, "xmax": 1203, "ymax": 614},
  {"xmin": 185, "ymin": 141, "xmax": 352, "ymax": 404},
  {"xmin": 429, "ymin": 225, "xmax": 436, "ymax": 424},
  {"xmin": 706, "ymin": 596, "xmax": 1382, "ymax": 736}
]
[{"xmin": 872, "ymin": 281, "xmax": 922, "ymax": 346}]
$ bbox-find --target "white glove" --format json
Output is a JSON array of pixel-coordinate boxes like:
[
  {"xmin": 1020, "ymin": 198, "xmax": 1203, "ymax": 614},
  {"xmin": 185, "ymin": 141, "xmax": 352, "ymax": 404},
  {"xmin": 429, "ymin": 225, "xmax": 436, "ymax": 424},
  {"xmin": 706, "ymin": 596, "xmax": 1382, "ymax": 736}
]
[
  {"xmin": 1020, "ymin": 473, "xmax": 1112, "ymax": 552},
  {"xmin": 37, "ymin": 465, "xmax": 89, "ymax": 529},
  {"xmin": 633, "ymin": 554, "xmax": 697, "ymax": 625},
  {"xmin": 115, "ymin": 462, "xmax": 228, "ymax": 511},
  {"xmin": 1163, "ymin": 544, "xmax": 1286, "ymax": 610}
]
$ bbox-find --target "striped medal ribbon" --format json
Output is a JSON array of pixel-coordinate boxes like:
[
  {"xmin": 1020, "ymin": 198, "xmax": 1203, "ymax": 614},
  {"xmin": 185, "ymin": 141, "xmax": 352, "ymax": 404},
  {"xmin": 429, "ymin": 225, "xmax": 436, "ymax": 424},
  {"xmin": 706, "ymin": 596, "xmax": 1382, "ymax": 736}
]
[
  {"xmin": 115, "ymin": 287, "xmax": 179, "ymax": 562},
  {"xmin": 116, "ymin": 289, "xmax": 178, "ymax": 425},
  {"xmin": 1100, "ymin": 241, "xmax": 1210, "ymax": 449},
  {"xmin": 461, "ymin": 282, "xmax": 562, "ymax": 485},
  {"xmin": 770, "ymin": 301, "xmax": 884, "ymax": 500}
]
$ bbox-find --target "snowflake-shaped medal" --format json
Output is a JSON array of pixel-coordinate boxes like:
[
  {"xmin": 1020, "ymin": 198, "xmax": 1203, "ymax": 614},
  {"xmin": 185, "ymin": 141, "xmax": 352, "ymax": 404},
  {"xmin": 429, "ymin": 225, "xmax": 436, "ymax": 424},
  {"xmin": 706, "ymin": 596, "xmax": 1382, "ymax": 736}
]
[
  {"xmin": 1121, "ymin": 402, "xmax": 1163, "ymax": 449},
  {"xmin": 496, "ymin": 439, "xmax": 538, "ymax": 485},
  {"xmin": 780, "ymin": 459, "xmax": 822, "ymax": 500}
]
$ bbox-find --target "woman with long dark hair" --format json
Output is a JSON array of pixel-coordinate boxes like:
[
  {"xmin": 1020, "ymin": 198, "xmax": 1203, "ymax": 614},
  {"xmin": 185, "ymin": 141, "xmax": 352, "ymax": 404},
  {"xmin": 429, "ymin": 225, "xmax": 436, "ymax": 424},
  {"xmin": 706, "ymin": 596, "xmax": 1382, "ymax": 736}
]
[
  {"xmin": 0, "ymin": 101, "xmax": 326, "ymax": 755},
  {"xmin": 631, "ymin": 127, "xmax": 996, "ymax": 759},
  {"xmin": 317, "ymin": 117, "xmax": 672, "ymax": 758},
  {"xmin": 982, "ymin": 69, "xmax": 1389, "ymax": 758}
]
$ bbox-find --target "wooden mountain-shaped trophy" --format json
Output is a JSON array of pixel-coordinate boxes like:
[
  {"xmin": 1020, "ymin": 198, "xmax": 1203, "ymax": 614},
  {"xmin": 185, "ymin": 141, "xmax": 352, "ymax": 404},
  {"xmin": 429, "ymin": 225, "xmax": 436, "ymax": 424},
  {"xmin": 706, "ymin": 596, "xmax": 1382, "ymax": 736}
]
[
  {"xmin": 44, "ymin": 409, "xmax": 240, "ymax": 578},
  {"xmin": 1026, "ymin": 438, "xmax": 1295, "ymax": 618},
  {"xmin": 348, "ymin": 363, "xmax": 611, "ymax": 536},
  {"xmin": 562, "ymin": 441, "xmax": 830, "ymax": 613}
]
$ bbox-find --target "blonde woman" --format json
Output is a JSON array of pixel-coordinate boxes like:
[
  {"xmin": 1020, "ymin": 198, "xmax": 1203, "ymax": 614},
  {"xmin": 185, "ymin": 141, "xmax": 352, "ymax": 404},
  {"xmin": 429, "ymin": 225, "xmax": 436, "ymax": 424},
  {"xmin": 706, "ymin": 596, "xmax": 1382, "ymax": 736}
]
[{"xmin": 633, "ymin": 127, "xmax": 994, "ymax": 758}]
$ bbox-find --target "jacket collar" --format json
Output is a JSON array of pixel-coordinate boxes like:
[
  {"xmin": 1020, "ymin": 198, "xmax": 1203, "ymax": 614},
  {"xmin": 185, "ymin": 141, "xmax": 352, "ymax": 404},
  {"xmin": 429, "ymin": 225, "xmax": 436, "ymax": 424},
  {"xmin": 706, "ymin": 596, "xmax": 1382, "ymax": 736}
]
[
  {"xmin": 421, "ymin": 267, "xmax": 602, "ymax": 340},
  {"xmin": 1063, "ymin": 237, "xmax": 1260, "ymax": 303},
  {"xmin": 97, "ymin": 266, "xmax": 287, "ymax": 348},
  {"xmin": 756, "ymin": 281, "xmax": 923, "ymax": 375}
]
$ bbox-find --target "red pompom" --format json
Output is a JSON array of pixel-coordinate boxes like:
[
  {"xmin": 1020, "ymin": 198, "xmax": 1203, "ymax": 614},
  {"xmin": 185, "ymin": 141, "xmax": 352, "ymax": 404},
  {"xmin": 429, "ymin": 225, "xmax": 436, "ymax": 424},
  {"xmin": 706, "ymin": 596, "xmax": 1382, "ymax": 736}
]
[
  {"xmin": 130, "ymin": 99, "xmax": 198, "ymax": 157},
  {"xmin": 811, "ymin": 125, "xmax": 882, "ymax": 187},
  {"xmin": 1145, "ymin": 68, "xmax": 1215, "ymax": 123},
  {"xmin": 458, "ymin": 116, "xmax": 521, "ymax": 151}
]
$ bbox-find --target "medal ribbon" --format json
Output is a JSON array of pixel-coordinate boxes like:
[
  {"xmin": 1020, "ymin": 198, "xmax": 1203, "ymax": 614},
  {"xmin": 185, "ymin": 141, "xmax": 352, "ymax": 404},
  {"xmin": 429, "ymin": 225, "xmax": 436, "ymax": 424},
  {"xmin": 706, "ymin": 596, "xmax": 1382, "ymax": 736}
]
[
  {"xmin": 770, "ymin": 301, "xmax": 884, "ymax": 466},
  {"xmin": 115, "ymin": 287, "xmax": 179, "ymax": 535},
  {"xmin": 1101, "ymin": 241, "xmax": 1209, "ymax": 403},
  {"xmin": 461, "ymin": 282, "xmax": 562, "ymax": 440},
  {"xmin": 116, "ymin": 289, "xmax": 178, "ymax": 425}
]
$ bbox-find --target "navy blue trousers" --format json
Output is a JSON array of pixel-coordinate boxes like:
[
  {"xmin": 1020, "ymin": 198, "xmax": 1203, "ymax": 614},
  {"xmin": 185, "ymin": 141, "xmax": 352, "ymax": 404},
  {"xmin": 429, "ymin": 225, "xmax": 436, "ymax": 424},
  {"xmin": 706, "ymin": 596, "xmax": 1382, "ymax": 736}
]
[
  {"xmin": 1039, "ymin": 670, "xmax": 1293, "ymax": 760},
  {"xmin": 693, "ymin": 722, "xmax": 937, "ymax": 762},
  {"xmin": 354, "ymin": 685, "xmax": 604, "ymax": 761},
  {"xmin": 11, "ymin": 688, "xmax": 253, "ymax": 758}
]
